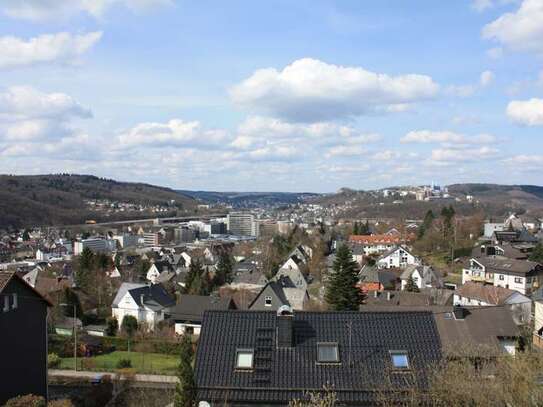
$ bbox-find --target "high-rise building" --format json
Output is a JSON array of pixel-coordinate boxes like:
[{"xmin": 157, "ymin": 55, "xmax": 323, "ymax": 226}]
[{"xmin": 227, "ymin": 212, "xmax": 256, "ymax": 236}]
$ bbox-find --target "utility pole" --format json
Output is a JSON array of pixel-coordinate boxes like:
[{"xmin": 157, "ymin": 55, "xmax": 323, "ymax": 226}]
[{"xmin": 60, "ymin": 303, "xmax": 77, "ymax": 371}]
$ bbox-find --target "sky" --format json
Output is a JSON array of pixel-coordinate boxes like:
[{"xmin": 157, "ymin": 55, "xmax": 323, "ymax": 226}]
[{"xmin": 0, "ymin": 0, "xmax": 542, "ymax": 193}]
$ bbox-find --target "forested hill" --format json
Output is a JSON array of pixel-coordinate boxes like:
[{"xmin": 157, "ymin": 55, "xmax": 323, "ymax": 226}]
[{"xmin": 0, "ymin": 174, "xmax": 197, "ymax": 229}]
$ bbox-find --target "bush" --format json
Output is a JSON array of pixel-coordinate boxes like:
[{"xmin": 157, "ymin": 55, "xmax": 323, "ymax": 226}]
[
  {"xmin": 106, "ymin": 317, "xmax": 118, "ymax": 337},
  {"xmin": 116, "ymin": 358, "xmax": 132, "ymax": 369},
  {"xmin": 48, "ymin": 400, "xmax": 74, "ymax": 407},
  {"xmin": 48, "ymin": 353, "xmax": 61, "ymax": 368},
  {"xmin": 4, "ymin": 394, "xmax": 46, "ymax": 407},
  {"xmin": 81, "ymin": 358, "xmax": 97, "ymax": 370}
]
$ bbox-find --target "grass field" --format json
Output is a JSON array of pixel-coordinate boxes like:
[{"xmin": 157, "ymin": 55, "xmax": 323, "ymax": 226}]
[{"xmin": 59, "ymin": 351, "xmax": 178, "ymax": 375}]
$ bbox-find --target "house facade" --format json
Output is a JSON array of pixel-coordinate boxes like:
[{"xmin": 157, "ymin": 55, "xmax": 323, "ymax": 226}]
[
  {"xmin": 462, "ymin": 256, "xmax": 543, "ymax": 295},
  {"xmin": 111, "ymin": 282, "xmax": 175, "ymax": 331},
  {"xmin": 377, "ymin": 245, "xmax": 419, "ymax": 269},
  {"xmin": 0, "ymin": 272, "xmax": 52, "ymax": 404}
]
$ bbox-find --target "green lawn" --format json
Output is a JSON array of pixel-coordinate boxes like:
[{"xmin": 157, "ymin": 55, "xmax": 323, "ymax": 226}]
[{"xmin": 59, "ymin": 351, "xmax": 178, "ymax": 375}]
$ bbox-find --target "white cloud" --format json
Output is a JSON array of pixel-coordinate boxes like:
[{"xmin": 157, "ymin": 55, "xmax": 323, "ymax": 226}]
[
  {"xmin": 118, "ymin": 119, "xmax": 229, "ymax": 148},
  {"xmin": 325, "ymin": 145, "xmax": 367, "ymax": 158},
  {"xmin": 486, "ymin": 47, "xmax": 503, "ymax": 59},
  {"xmin": 0, "ymin": 86, "xmax": 91, "ymax": 121},
  {"xmin": 506, "ymin": 98, "xmax": 543, "ymax": 126},
  {"xmin": 1, "ymin": 0, "xmax": 172, "ymax": 21},
  {"xmin": 0, "ymin": 32, "xmax": 102, "ymax": 69},
  {"xmin": 401, "ymin": 130, "xmax": 496, "ymax": 144},
  {"xmin": 230, "ymin": 58, "xmax": 439, "ymax": 122},
  {"xmin": 480, "ymin": 70, "xmax": 495, "ymax": 87},
  {"xmin": 503, "ymin": 154, "xmax": 543, "ymax": 169},
  {"xmin": 429, "ymin": 146, "xmax": 498, "ymax": 163},
  {"xmin": 482, "ymin": 0, "xmax": 543, "ymax": 54}
]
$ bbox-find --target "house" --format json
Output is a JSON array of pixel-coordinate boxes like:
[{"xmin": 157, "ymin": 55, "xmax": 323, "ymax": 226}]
[
  {"xmin": 146, "ymin": 260, "xmax": 175, "ymax": 284},
  {"xmin": 363, "ymin": 305, "xmax": 519, "ymax": 356},
  {"xmin": 533, "ymin": 299, "xmax": 543, "ymax": 349},
  {"xmin": 231, "ymin": 258, "xmax": 268, "ymax": 289},
  {"xmin": 166, "ymin": 294, "xmax": 236, "ymax": 335},
  {"xmin": 462, "ymin": 256, "xmax": 543, "ymax": 295},
  {"xmin": 454, "ymin": 282, "xmax": 531, "ymax": 325},
  {"xmin": 0, "ymin": 272, "xmax": 52, "ymax": 404},
  {"xmin": 475, "ymin": 242, "xmax": 536, "ymax": 260},
  {"xmin": 349, "ymin": 234, "xmax": 402, "ymax": 255},
  {"xmin": 400, "ymin": 265, "xmax": 442, "ymax": 290},
  {"xmin": 433, "ymin": 306, "xmax": 519, "ymax": 356},
  {"xmin": 377, "ymin": 245, "xmax": 420, "ymax": 269},
  {"xmin": 273, "ymin": 265, "xmax": 308, "ymax": 291},
  {"xmin": 248, "ymin": 277, "xmax": 309, "ymax": 311},
  {"xmin": 194, "ymin": 308, "xmax": 442, "ymax": 406},
  {"xmin": 364, "ymin": 289, "xmax": 454, "ymax": 307},
  {"xmin": 111, "ymin": 282, "xmax": 175, "ymax": 331},
  {"xmin": 357, "ymin": 265, "xmax": 397, "ymax": 292}
]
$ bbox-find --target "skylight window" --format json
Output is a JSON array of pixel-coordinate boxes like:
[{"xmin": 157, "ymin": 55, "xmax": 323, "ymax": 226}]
[
  {"xmin": 390, "ymin": 351, "xmax": 409, "ymax": 369},
  {"xmin": 317, "ymin": 343, "xmax": 339, "ymax": 363},
  {"xmin": 235, "ymin": 349, "xmax": 254, "ymax": 369}
]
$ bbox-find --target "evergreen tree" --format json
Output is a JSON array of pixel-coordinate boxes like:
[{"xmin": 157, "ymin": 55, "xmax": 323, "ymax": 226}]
[
  {"xmin": 352, "ymin": 222, "xmax": 359, "ymax": 235},
  {"xmin": 185, "ymin": 259, "xmax": 204, "ymax": 293},
  {"xmin": 325, "ymin": 245, "xmax": 363, "ymax": 311},
  {"xmin": 174, "ymin": 334, "xmax": 196, "ymax": 407},
  {"xmin": 359, "ymin": 221, "xmax": 370, "ymax": 235},
  {"xmin": 530, "ymin": 243, "xmax": 543, "ymax": 263},
  {"xmin": 106, "ymin": 317, "xmax": 118, "ymax": 336},
  {"xmin": 22, "ymin": 229, "xmax": 30, "ymax": 241},
  {"xmin": 61, "ymin": 288, "xmax": 83, "ymax": 318},
  {"xmin": 79, "ymin": 247, "xmax": 94, "ymax": 270},
  {"xmin": 405, "ymin": 275, "xmax": 420, "ymax": 292},
  {"xmin": 418, "ymin": 210, "xmax": 435, "ymax": 239},
  {"xmin": 213, "ymin": 253, "xmax": 233, "ymax": 287}
]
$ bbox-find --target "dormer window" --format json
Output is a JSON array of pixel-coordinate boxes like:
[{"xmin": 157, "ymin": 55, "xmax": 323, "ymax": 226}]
[
  {"xmin": 390, "ymin": 351, "xmax": 409, "ymax": 369},
  {"xmin": 317, "ymin": 342, "xmax": 339, "ymax": 363},
  {"xmin": 265, "ymin": 296, "xmax": 272, "ymax": 307},
  {"xmin": 235, "ymin": 349, "xmax": 254, "ymax": 369}
]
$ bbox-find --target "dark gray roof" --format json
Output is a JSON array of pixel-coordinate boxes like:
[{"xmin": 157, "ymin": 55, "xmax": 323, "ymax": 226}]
[
  {"xmin": 475, "ymin": 256, "xmax": 542, "ymax": 275},
  {"xmin": 167, "ymin": 295, "xmax": 235, "ymax": 323},
  {"xmin": 128, "ymin": 284, "xmax": 175, "ymax": 310},
  {"xmin": 195, "ymin": 310, "xmax": 442, "ymax": 405}
]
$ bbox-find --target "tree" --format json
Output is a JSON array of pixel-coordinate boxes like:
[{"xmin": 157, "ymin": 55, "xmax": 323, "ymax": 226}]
[
  {"xmin": 405, "ymin": 275, "xmax": 420, "ymax": 292},
  {"xmin": 22, "ymin": 229, "xmax": 31, "ymax": 241},
  {"xmin": 359, "ymin": 221, "xmax": 370, "ymax": 235},
  {"xmin": 185, "ymin": 259, "xmax": 204, "ymax": 293},
  {"xmin": 106, "ymin": 317, "xmax": 118, "ymax": 336},
  {"xmin": 352, "ymin": 222, "xmax": 360, "ymax": 235},
  {"xmin": 61, "ymin": 288, "xmax": 83, "ymax": 319},
  {"xmin": 530, "ymin": 242, "xmax": 543, "ymax": 263},
  {"xmin": 79, "ymin": 247, "xmax": 94, "ymax": 269},
  {"xmin": 325, "ymin": 245, "xmax": 363, "ymax": 311},
  {"xmin": 418, "ymin": 210, "xmax": 435, "ymax": 239},
  {"xmin": 174, "ymin": 334, "xmax": 196, "ymax": 407},
  {"xmin": 121, "ymin": 315, "xmax": 138, "ymax": 352},
  {"xmin": 213, "ymin": 253, "xmax": 233, "ymax": 287}
]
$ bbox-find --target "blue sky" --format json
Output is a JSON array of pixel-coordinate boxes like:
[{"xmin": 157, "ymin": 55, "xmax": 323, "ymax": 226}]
[{"xmin": 0, "ymin": 0, "xmax": 542, "ymax": 192}]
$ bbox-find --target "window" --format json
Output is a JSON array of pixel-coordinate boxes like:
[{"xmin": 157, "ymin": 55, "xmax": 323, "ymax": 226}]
[
  {"xmin": 12, "ymin": 293, "xmax": 17, "ymax": 310},
  {"xmin": 499, "ymin": 275, "xmax": 504, "ymax": 281},
  {"xmin": 3, "ymin": 295, "xmax": 9, "ymax": 312},
  {"xmin": 235, "ymin": 349, "xmax": 254, "ymax": 369},
  {"xmin": 514, "ymin": 277, "xmax": 522, "ymax": 284},
  {"xmin": 317, "ymin": 343, "xmax": 340, "ymax": 363},
  {"xmin": 390, "ymin": 351, "xmax": 409, "ymax": 369},
  {"xmin": 264, "ymin": 296, "xmax": 272, "ymax": 307}
]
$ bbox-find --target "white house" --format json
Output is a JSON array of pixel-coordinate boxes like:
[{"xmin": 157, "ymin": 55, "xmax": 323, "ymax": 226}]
[
  {"xmin": 400, "ymin": 265, "xmax": 442, "ymax": 290},
  {"xmin": 377, "ymin": 245, "xmax": 420, "ymax": 269},
  {"xmin": 146, "ymin": 261, "xmax": 174, "ymax": 284},
  {"xmin": 454, "ymin": 282, "xmax": 531, "ymax": 325},
  {"xmin": 462, "ymin": 256, "xmax": 543, "ymax": 295},
  {"xmin": 111, "ymin": 282, "xmax": 175, "ymax": 331}
]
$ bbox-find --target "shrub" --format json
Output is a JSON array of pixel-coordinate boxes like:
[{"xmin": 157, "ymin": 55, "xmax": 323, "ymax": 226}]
[
  {"xmin": 81, "ymin": 358, "xmax": 96, "ymax": 370},
  {"xmin": 48, "ymin": 400, "xmax": 74, "ymax": 407},
  {"xmin": 106, "ymin": 317, "xmax": 118, "ymax": 337},
  {"xmin": 4, "ymin": 394, "xmax": 46, "ymax": 407},
  {"xmin": 48, "ymin": 353, "xmax": 61, "ymax": 369},
  {"xmin": 116, "ymin": 358, "xmax": 132, "ymax": 369}
]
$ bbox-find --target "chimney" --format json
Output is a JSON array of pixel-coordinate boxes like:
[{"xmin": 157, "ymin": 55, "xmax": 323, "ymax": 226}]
[
  {"xmin": 387, "ymin": 291, "xmax": 391, "ymax": 301},
  {"xmin": 140, "ymin": 294, "xmax": 145, "ymax": 306},
  {"xmin": 276, "ymin": 305, "xmax": 294, "ymax": 348},
  {"xmin": 453, "ymin": 306, "xmax": 466, "ymax": 320},
  {"xmin": 374, "ymin": 291, "xmax": 378, "ymax": 298}
]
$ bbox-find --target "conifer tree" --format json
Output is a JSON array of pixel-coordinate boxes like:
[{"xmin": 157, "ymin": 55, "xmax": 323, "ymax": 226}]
[
  {"xmin": 325, "ymin": 244, "xmax": 363, "ymax": 311},
  {"xmin": 174, "ymin": 334, "xmax": 196, "ymax": 407},
  {"xmin": 405, "ymin": 275, "xmax": 420, "ymax": 292},
  {"xmin": 213, "ymin": 253, "xmax": 233, "ymax": 287}
]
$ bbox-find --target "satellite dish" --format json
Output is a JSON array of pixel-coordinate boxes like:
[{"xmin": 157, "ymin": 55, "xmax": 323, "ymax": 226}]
[
  {"xmin": 277, "ymin": 305, "xmax": 293, "ymax": 316},
  {"xmin": 199, "ymin": 402, "xmax": 211, "ymax": 407}
]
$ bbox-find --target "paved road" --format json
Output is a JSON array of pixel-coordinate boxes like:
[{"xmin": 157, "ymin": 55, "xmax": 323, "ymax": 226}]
[{"xmin": 49, "ymin": 369, "xmax": 177, "ymax": 384}]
